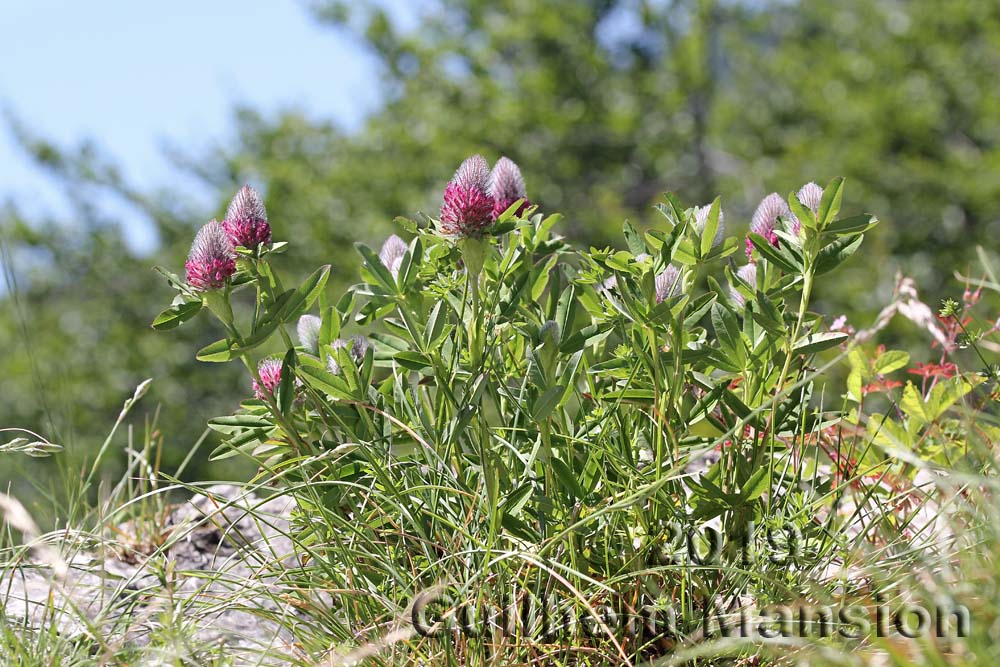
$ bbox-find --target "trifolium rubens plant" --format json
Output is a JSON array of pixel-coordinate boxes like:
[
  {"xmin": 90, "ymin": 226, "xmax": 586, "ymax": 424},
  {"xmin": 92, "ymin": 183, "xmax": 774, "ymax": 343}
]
[{"xmin": 155, "ymin": 165, "xmax": 997, "ymax": 664}]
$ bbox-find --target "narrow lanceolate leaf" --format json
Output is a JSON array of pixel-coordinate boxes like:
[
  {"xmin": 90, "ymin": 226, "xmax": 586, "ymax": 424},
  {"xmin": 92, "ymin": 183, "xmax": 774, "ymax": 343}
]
[
  {"xmin": 825, "ymin": 214, "xmax": 878, "ymax": 236},
  {"xmin": 356, "ymin": 243, "xmax": 397, "ymax": 292},
  {"xmin": 814, "ymin": 234, "xmax": 864, "ymax": 275},
  {"xmin": 711, "ymin": 302, "xmax": 744, "ymax": 366},
  {"xmin": 817, "ymin": 176, "xmax": 845, "ymax": 228},
  {"xmin": 740, "ymin": 467, "xmax": 769, "ymax": 503},
  {"xmin": 531, "ymin": 385, "xmax": 565, "ymax": 422},
  {"xmin": 788, "ymin": 191, "xmax": 817, "ymax": 230},
  {"xmin": 393, "ymin": 350, "xmax": 432, "ymax": 370},
  {"xmin": 748, "ymin": 233, "xmax": 802, "ymax": 274},
  {"xmin": 699, "ymin": 197, "xmax": 722, "ymax": 257},
  {"xmin": 623, "ymin": 220, "xmax": 646, "ymax": 256},
  {"xmin": 151, "ymin": 300, "xmax": 203, "ymax": 330},
  {"xmin": 792, "ymin": 332, "xmax": 848, "ymax": 355},
  {"xmin": 276, "ymin": 264, "xmax": 331, "ymax": 323}
]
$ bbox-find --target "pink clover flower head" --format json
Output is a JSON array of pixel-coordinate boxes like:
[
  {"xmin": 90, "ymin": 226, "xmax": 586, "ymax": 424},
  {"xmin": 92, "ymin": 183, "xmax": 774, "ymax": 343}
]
[
  {"xmin": 747, "ymin": 193, "xmax": 790, "ymax": 257},
  {"xmin": 487, "ymin": 156, "xmax": 530, "ymax": 220},
  {"xmin": 378, "ymin": 234, "xmax": 409, "ymax": 277},
  {"xmin": 440, "ymin": 155, "xmax": 495, "ymax": 238},
  {"xmin": 297, "ymin": 315, "xmax": 321, "ymax": 354},
  {"xmin": 185, "ymin": 220, "xmax": 236, "ymax": 291},
  {"xmin": 694, "ymin": 204, "xmax": 725, "ymax": 249},
  {"xmin": 655, "ymin": 265, "xmax": 682, "ymax": 304},
  {"xmin": 222, "ymin": 185, "xmax": 271, "ymax": 250},
  {"xmin": 253, "ymin": 358, "xmax": 283, "ymax": 399},
  {"xmin": 729, "ymin": 263, "xmax": 757, "ymax": 308},
  {"xmin": 797, "ymin": 181, "xmax": 824, "ymax": 215}
]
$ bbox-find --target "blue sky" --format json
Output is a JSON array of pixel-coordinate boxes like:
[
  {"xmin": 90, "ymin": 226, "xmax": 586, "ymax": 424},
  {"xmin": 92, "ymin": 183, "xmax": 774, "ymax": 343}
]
[{"xmin": 0, "ymin": 1, "xmax": 404, "ymax": 252}]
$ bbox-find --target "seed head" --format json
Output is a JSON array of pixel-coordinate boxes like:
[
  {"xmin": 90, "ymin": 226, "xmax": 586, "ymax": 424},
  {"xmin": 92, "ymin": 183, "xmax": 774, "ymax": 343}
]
[
  {"xmin": 378, "ymin": 234, "xmax": 409, "ymax": 277},
  {"xmin": 488, "ymin": 156, "xmax": 530, "ymax": 220},
  {"xmin": 185, "ymin": 220, "xmax": 237, "ymax": 291},
  {"xmin": 221, "ymin": 185, "xmax": 271, "ymax": 249},
  {"xmin": 440, "ymin": 155, "xmax": 495, "ymax": 238},
  {"xmin": 297, "ymin": 315, "xmax": 321, "ymax": 354},
  {"xmin": 253, "ymin": 358, "xmax": 283, "ymax": 399}
]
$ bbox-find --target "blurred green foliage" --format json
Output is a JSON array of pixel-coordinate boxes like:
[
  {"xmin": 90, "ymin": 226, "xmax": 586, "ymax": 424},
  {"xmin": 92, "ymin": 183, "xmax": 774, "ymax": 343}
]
[{"xmin": 2, "ymin": 0, "xmax": 999, "ymax": 504}]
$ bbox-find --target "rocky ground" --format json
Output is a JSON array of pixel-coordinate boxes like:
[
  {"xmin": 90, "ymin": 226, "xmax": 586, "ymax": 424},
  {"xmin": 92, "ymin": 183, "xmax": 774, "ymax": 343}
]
[{"xmin": 1, "ymin": 485, "xmax": 308, "ymax": 664}]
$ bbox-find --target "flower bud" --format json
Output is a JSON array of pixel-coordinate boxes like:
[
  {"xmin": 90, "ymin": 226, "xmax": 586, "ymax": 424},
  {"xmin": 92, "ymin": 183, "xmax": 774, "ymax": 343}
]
[
  {"xmin": 655, "ymin": 265, "xmax": 682, "ymax": 304},
  {"xmin": 378, "ymin": 234, "xmax": 409, "ymax": 277},
  {"xmin": 327, "ymin": 335, "xmax": 370, "ymax": 374},
  {"xmin": 297, "ymin": 314, "xmax": 321, "ymax": 355},
  {"xmin": 729, "ymin": 263, "xmax": 757, "ymax": 308},
  {"xmin": 440, "ymin": 155, "xmax": 495, "ymax": 238},
  {"xmin": 222, "ymin": 185, "xmax": 271, "ymax": 250},
  {"xmin": 747, "ymin": 193, "xmax": 790, "ymax": 257},
  {"xmin": 185, "ymin": 220, "xmax": 237, "ymax": 291},
  {"xmin": 487, "ymin": 156, "xmax": 530, "ymax": 220},
  {"xmin": 539, "ymin": 320, "xmax": 561, "ymax": 347},
  {"xmin": 797, "ymin": 182, "xmax": 824, "ymax": 215},
  {"xmin": 252, "ymin": 358, "xmax": 283, "ymax": 399}
]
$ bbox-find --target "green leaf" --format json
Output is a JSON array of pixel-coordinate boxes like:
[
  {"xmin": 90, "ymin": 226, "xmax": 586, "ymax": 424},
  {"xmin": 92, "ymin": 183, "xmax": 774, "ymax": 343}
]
[
  {"xmin": 817, "ymin": 177, "xmax": 845, "ymax": 228},
  {"xmin": 740, "ymin": 467, "xmax": 769, "ymax": 503},
  {"xmin": 397, "ymin": 236, "xmax": 423, "ymax": 288},
  {"xmin": 319, "ymin": 306, "xmax": 340, "ymax": 350},
  {"xmin": 699, "ymin": 197, "xmax": 722, "ymax": 257},
  {"xmin": 207, "ymin": 414, "xmax": 273, "ymax": 434},
  {"xmin": 276, "ymin": 265, "xmax": 331, "ymax": 322},
  {"xmin": 531, "ymin": 254, "xmax": 559, "ymax": 301},
  {"xmin": 873, "ymin": 350, "xmax": 909, "ymax": 375},
  {"xmin": 197, "ymin": 338, "xmax": 235, "ymax": 362},
  {"xmin": 711, "ymin": 302, "xmax": 744, "ymax": 366},
  {"xmin": 788, "ymin": 190, "xmax": 817, "ymax": 230},
  {"xmin": 356, "ymin": 242, "xmax": 397, "ymax": 292},
  {"xmin": 151, "ymin": 300, "xmax": 203, "ymax": 330},
  {"xmin": 393, "ymin": 351, "xmax": 432, "ymax": 370},
  {"xmin": 814, "ymin": 234, "xmax": 864, "ymax": 275},
  {"xmin": 623, "ymin": 220, "xmax": 645, "ymax": 255},
  {"xmin": 748, "ymin": 233, "xmax": 801, "ymax": 273},
  {"xmin": 792, "ymin": 332, "xmax": 848, "ymax": 355},
  {"xmin": 531, "ymin": 385, "xmax": 564, "ymax": 421},
  {"xmin": 277, "ymin": 349, "xmax": 297, "ymax": 415},
  {"xmin": 901, "ymin": 382, "xmax": 929, "ymax": 427},
  {"xmin": 825, "ymin": 214, "xmax": 878, "ymax": 236}
]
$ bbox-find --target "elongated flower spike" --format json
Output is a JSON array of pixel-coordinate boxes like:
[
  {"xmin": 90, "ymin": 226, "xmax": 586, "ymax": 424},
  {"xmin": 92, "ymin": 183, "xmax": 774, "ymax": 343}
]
[
  {"xmin": 655, "ymin": 264, "xmax": 682, "ymax": 304},
  {"xmin": 729, "ymin": 263, "xmax": 758, "ymax": 308},
  {"xmin": 747, "ymin": 193, "xmax": 790, "ymax": 257},
  {"xmin": 488, "ymin": 156, "xmax": 530, "ymax": 220},
  {"xmin": 252, "ymin": 358, "xmax": 283, "ymax": 399},
  {"xmin": 378, "ymin": 234, "xmax": 408, "ymax": 277},
  {"xmin": 297, "ymin": 315, "xmax": 321, "ymax": 355},
  {"xmin": 797, "ymin": 182, "xmax": 824, "ymax": 215},
  {"xmin": 694, "ymin": 204, "xmax": 725, "ymax": 249},
  {"xmin": 222, "ymin": 185, "xmax": 272, "ymax": 250},
  {"xmin": 185, "ymin": 220, "xmax": 237, "ymax": 291},
  {"xmin": 440, "ymin": 155, "xmax": 495, "ymax": 238}
]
